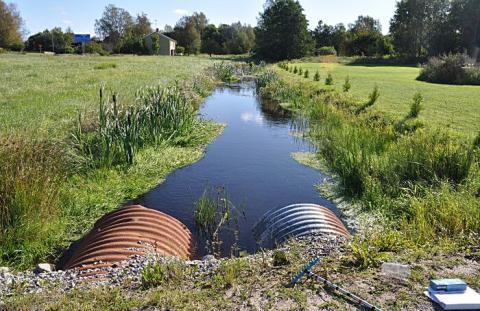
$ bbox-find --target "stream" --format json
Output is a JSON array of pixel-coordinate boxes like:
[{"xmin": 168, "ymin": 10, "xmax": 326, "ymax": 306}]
[{"xmin": 132, "ymin": 82, "xmax": 340, "ymax": 257}]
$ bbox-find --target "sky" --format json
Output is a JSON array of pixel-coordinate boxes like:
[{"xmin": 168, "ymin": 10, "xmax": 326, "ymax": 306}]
[{"xmin": 12, "ymin": 0, "xmax": 398, "ymax": 37}]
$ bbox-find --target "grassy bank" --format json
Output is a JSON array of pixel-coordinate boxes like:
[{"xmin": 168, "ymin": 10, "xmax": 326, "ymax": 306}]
[
  {"xmin": 288, "ymin": 61, "xmax": 480, "ymax": 136},
  {"xmin": 0, "ymin": 54, "xmax": 226, "ymax": 269},
  {"xmin": 260, "ymin": 65, "xmax": 480, "ymax": 260}
]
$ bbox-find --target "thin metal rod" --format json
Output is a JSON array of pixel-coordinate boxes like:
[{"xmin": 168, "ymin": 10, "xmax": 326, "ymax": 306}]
[{"xmin": 306, "ymin": 270, "xmax": 382, "ymax": 311}]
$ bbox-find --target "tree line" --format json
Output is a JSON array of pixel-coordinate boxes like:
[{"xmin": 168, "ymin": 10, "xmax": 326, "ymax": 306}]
[
  {"xmin": 0, "ymin": 3, "xmax": 256, "ymax": 56},
  {"xmin": 256, "ymin": 0, "xmax": 479, "ymax": 61},
  {"xmin": 1, "ymin": 0, "xmax": 479, "ymax": 62}
]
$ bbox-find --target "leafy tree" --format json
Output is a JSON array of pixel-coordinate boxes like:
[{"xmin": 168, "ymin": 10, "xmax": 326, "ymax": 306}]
[
  {"xmin": 0, "ymin": 1, "xmax": 24, "ymax": 49},
  {"xmin": 255, "ymin": 0, "xmax": 313, "ymax": 61},
  {"xmin": 176, "ymin": 19, "xmax": 201, "ymax": 54},
  {"xmin": 26, "ymin": 28, "xmax": 74, "ymax": 53},
  {"xmin": 95, "ymin": 4, "xmax": 133, "ymax": 51},
  {"xmin": 202, "ymin": 24, "xmax": 223, "ymax": 56},
  {"xmin": 347, "ymin": 15, "xmax": 385, "ymax": 56},
  {"xmin": 191, "ymin": 12, "xmax": 208, "ymax": 36},
  {"xmin": 390, "ymin": 0, "xmax": 450, "ymax": 57},
  {"xmin": 223, "ymin": 22, "xmax": 255, "ymax": 54},
  {"xmin": 131, "ymin": 13, "xmax": 152, "ymax": 37},
  {"xmin": 449, "ymin": 0, "xmax": 480, "ymax": 59}
]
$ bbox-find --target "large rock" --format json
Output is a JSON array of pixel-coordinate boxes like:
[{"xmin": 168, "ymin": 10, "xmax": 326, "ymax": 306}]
[{"xmin": 35, "ymin": 263, "xmax": 55, "ymax": 273}]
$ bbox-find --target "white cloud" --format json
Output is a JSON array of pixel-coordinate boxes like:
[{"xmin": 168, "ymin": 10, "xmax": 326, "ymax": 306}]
[
  {"xmin": 241, "ymin": 112, "xmax": 264, "ymax": 124},
  {"xmin": 173, "ymin": 9, "xmax": 189, "ymax": 16},
  {"xmin": 62, "ymin": 19, "xmax": 72, "ymax": 26}
]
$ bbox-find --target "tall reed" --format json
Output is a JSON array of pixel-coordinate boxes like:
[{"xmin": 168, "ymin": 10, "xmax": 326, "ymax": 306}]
[{"xmin": 75, "ymin": 84, "xmax": 195, "ymax": 167}]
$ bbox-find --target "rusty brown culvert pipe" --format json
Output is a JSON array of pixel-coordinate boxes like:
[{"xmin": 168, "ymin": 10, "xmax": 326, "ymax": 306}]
[{"xmin": 62, "ymin": 205, "xmax": 192, "ymax": 272}]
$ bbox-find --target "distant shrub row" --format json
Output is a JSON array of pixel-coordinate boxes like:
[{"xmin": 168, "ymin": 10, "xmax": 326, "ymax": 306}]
[
  {"xmin": 315, "ymin": 46, "xmax": 337, "ymax": 56},
  {"xmin": 417, "ymin": 53, "xmax": 480, "ymax": 85}
]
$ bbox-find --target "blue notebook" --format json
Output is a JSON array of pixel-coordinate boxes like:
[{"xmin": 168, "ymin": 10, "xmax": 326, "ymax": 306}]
[{"xmin": 429, "ymin": 279, "xmax": 467, "ymax": 292}]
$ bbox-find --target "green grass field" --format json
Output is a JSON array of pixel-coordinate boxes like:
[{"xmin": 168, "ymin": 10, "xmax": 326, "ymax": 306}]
[
  {"xmin": 290, "ymin": 62, "xmax": 480, "ymax": 136},
  {"xmin": 0, "ymin": 53, "xmax": 215, "ymax": 138}
]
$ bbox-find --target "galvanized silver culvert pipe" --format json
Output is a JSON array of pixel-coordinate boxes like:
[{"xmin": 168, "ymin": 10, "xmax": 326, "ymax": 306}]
[{"xmin": 253, "ymin": 203, "xmax": 350, "ymax": 247}]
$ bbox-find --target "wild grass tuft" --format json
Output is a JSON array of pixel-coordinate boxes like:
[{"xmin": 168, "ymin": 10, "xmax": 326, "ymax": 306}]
[
  {"xmin": 211, "ymin": 258, "xmax": 247, "ymax": 289},
  {"xmin": 194, "ymin": 187, "xmax": 243, "ymax": 256},
  {"xmin": 0, "ymin": 138, "xmax": 72, "ymax": 267},
  {"xmin": 141, "ymin": 260, "xmax": 191, "ymax": 288},
  {"xmin": 93, "ymin": 62, "xmax": 117, "ymax": 70}
]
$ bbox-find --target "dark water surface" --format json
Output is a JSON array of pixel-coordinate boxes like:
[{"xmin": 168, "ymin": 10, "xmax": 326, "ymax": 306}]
[{"xmin": 133, "ymin": 83, "xmax": 338, "ymax": 257}]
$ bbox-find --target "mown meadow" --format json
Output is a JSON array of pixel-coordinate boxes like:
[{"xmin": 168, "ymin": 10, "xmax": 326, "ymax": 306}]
[
  {"xmin": 288, "ymin": 61, "xmax": 480, "ymax": 136},
  {"xmin": 260, "ymin": 61, "xmax": 480, "ymax": 267},
  {"xmin": 0, "ymin": 53, "xmax": 226, "ymax": 268}
]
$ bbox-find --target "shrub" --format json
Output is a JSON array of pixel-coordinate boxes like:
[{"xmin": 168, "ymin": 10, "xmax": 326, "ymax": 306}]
[
  {"xmin": 325, "ymin": 73, "xmax": 333, "ymax": 85},
  {"xmin": 316, "ymin": 46, "xmax": 337, "ymax": 56},
  {"xmin": 175, "ymin": 45, "xmax": 185, "ymax": 55},
  {"xmin": 83, "ymin": 41, "xmax": 108, "ymax": 55},
  {"xmin": 293, "ymin": 66, "xmax": 298, "ymax": 74},
  {"xmin": 466, "ymin": 67, "xmax": 480, "ymax": 85},
  {"xmin": 313, "ymin": 70, "xmax": 320, "ymax": 81},
  {"xmin": 304, "ymin": 69, "xmax": 309, "ymax": 78},
  {"xmin": 343, "ymin": 75, "xmax": 351, "ymax": 92},
  {"xmin": 93, "ymin": 62, "xmax": 117, "ymax": 70},
  {"xmin": 212, "ymin": 62, "xmax": 239, "ymax": 82},
  {"xmin": 298, "ymin": 68, "xmax": 303, "ymax": 75},
  {"xmin": 408, "ymin": 92, "xmax": 423, "ymax": 118},
  {"xmin": 417, "ymin": 53, "xmax": 480, "ymax": 85}
]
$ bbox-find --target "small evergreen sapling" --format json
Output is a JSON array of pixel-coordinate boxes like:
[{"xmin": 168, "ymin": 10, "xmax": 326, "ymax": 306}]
[
  {"xmin": 343, "ymin": 75, "xmax": 351, "ymax": 92},
  {"xmin": 325, "ymin": 73, "xmax": 333, "ymax": 85}
]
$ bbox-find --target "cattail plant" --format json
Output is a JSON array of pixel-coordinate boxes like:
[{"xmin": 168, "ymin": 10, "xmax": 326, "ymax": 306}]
[{"xmin": 76, "ymin": 85, "xmax": 195, "ymax": 167}]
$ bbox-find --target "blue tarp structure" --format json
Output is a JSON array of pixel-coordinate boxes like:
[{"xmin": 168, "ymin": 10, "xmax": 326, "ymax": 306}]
[{"xmin": 74, "ymin": 34, "xmax": 91, "ymax": 44}]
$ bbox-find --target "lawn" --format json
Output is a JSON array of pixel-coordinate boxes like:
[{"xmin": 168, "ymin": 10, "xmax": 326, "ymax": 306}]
[
  {"xmin": 290, "ymin": 62, "xmax": 480, "ymax": 136},
  {"xmin": 0, "ymin": 53, "xmax": 215, "ymax": 138}
]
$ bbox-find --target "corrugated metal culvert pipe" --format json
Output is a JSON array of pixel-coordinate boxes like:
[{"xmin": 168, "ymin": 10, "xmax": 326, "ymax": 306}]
[
  {"xmin": 62, "ymin": 205, "xmax": 192, "ymax": 275},
  {"xmin": 254, "ymin": 203, "xmax": 350, "ymax": 247}
]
